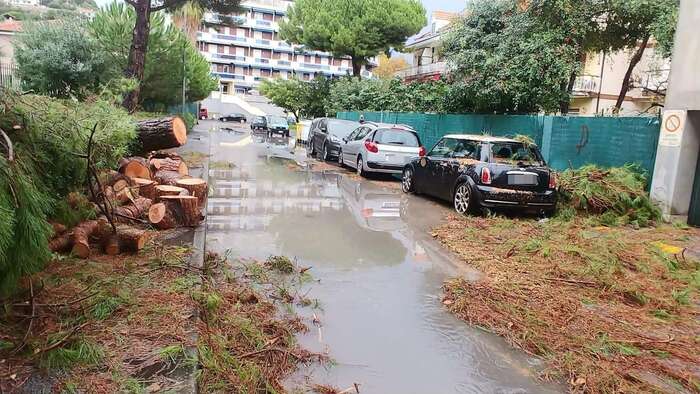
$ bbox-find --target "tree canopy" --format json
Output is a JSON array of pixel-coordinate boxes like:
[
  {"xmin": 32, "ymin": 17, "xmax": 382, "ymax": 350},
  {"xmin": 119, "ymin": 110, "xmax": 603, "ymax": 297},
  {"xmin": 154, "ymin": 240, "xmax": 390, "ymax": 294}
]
[
  {"xmin": 15, "ymin": 20, "xmax": 110, "ymax": 99},
  {"xmin": 279, "ymin": 0, "xmax": 426, "ymax": 77},
  {"xmin": 91, "ymin": 3, "xmax": 217, "ymax": 107},
  {"xmin": 442, "ymin": 0, "xmax": 581, "ymax": 113}
]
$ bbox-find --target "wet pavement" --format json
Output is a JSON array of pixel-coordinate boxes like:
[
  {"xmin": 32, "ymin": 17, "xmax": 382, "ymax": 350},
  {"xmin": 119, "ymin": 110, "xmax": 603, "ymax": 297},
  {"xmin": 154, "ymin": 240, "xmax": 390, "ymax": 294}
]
[{"xmin": 201, "ymin": 120, "xmax": 561, "ymax": 394}]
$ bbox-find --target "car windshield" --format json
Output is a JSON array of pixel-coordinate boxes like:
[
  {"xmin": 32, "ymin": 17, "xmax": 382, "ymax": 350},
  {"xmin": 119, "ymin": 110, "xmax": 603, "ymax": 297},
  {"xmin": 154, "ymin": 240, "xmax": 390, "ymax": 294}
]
[
  {"xmin": 374, "ymin": 128, "xmax": 419, "ymax": 147},
  {"xmin": 490, "ymin": 142, "xmax": 543, "ymax": 165},
  {"xmin": 253, "ymin": 116, "xmax": 265, "ymax": 123},
  {"xmin": 267, "ymin": 116, "xmax": 287, "ymax": 126},
  {"xmin": 328, "ymin": 121, "xmax": 359, "ymax": 138}
]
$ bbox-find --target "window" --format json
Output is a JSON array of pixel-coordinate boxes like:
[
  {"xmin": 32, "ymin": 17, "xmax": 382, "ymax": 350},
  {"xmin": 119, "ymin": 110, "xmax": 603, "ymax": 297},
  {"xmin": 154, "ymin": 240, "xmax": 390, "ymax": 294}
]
[
  {"xmin": 346, "ymin": 127, "xmax": 362, "ymax": 141},
  {"xmin": 261, "ymin": 69, "xmax": 271, "ymax": 77},
  {"xmin": 262, "ymin": 31, "xmax": 272, "ymax": 40},
  {"xmin": 272, "ymin": 52, "xmax": 280, "ymax": 60},
  {"xmin": 220, "ymin": 83, "xmax": 229, "ymax": 94},
  {"xmin": 429, "ymin": 138, "xmax": 480, "ymax": 159},
  {"xmin": 490, "ymin": 142, "xmax": 543, "ymax": 165},
  {"xmin": 261, "ymin": 49, "xmax": 272, "ymax": 59},
  {"xmin": 354, "ymin": 127, "xmax": 372, "ymax": 141},
  {"xmin": 315, "ymin": 56, "xmax": 321, "ymax": 64},
  {"xmin": 373, "ymin": 129, "xmax": 420, "ymax": 147},
  {"xmin": 263, "ymin": 12, "xmax": 273, "ymax": 21},
  {"xmin": 304, "ymin": 55, "xmax": 311, "ymax": 63}
]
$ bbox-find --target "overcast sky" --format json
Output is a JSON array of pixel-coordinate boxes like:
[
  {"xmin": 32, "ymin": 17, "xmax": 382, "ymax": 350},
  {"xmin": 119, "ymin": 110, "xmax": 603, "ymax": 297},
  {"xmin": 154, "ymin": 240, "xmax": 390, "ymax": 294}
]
[{"xmin": 421, "ymin": 0, "xmax": 466, "ymax": 17}]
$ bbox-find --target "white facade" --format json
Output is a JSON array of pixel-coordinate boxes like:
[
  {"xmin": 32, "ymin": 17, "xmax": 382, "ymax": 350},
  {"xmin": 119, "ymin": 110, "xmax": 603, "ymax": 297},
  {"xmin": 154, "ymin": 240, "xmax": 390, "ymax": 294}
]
[
  {"xmin": 2, "ymin": 0, "xmax": 40, "ymax": 6},
  {"xmin": 197, "ymin": 0, "xmax": 370, "ymax": 93}
]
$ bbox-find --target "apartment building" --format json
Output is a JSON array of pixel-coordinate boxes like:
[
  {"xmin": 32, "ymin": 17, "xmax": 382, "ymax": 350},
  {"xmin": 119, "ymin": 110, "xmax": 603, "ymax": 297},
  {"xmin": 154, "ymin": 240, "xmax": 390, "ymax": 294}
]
[
  {"xmin": 569, "ymin": 47, "xmax": 669, "ymax": 116},
  {"xmin": 197, "ymin": 0, "xmax": 370, "ymax": 94},
  {"xmin": 395, "ymin": 10, "xmax": 457, "ymax": 82}
]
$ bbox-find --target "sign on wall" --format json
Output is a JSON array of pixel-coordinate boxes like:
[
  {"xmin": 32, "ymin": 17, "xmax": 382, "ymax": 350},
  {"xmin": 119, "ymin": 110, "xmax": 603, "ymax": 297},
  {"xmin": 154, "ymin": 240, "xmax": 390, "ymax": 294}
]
[{"xmin": 659, "ymin": 110, "xmax": 687, "ymax": 147}]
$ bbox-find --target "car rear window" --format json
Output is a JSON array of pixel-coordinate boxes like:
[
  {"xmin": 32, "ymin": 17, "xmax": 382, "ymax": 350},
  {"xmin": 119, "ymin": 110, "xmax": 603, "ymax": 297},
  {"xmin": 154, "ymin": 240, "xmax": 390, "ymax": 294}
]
[
  {"xmin": 490, "ymin": 142, "xmax": 543, "ymax": 165},
  {"xmin": 374, "ymin": 128, "xmax": 420, "ymax": 147}
]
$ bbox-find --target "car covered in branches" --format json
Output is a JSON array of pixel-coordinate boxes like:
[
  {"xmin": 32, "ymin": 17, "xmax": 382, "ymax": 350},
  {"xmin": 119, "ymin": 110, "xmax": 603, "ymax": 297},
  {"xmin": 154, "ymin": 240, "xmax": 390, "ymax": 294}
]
[{"xmin": 401, "ymin": 135, "xmax": 557, "ymax": 216}]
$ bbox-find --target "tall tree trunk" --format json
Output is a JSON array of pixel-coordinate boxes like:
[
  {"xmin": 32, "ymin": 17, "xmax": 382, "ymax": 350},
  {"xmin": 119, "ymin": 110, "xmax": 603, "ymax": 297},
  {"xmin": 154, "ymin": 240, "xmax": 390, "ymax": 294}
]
[
  {"xmin": 614, "ymin": 35, "xmax": 650, "ymax": 113},
  {"xmin": 351, "ymin": 56, "xmax": 363, "ymax": 78},
  {"xmin": 559, "ymin": 71, "xmax": 577, "ymax": 114},
  {"xmin": 123, "ymin": 0, "xmax": 152, "ymax": 113}
]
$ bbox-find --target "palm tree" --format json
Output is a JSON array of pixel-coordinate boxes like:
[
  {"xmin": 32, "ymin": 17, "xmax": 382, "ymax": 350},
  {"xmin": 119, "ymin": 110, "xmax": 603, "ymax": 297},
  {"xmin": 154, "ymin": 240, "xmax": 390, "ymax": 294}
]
[{"xmin": 171, "ymin": 2, "xmax": 204, "ymax": 43}]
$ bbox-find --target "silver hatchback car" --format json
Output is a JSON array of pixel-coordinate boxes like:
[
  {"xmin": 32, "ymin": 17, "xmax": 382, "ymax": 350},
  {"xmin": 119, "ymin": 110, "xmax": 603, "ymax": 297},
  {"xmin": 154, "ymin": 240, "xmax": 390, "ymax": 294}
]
[{"xmin": 339, "ymin": 122, "xmax": 426, "ymax": 176}]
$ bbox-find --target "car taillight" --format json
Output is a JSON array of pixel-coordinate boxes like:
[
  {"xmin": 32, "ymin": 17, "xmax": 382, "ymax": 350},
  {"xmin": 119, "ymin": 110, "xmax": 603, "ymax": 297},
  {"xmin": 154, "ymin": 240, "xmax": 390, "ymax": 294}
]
[
  {"xmin": 361, "ymin": 208, "xmax": 373, "ymax": 218},
  {"xmin": 418, "ymin": 146, "xmax": 426, "ymax": 157},
  {"xmin": 480, "ymin": 167, "xmax": 491, "ymax": 185},
  {"xmin": 364, "ymin": 140, "xmax": 379, "ymax": 153},
  {"xmin": 548, "ymin": 172, "xmax": 557, "ymax": 189}
]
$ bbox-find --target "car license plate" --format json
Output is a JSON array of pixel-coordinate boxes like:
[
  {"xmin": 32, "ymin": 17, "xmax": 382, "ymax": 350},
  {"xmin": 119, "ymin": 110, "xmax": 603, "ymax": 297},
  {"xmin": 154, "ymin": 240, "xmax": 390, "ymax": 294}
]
[{"xmin": 508, "ymin": 173, "xmax": 538, "ymax": 185}]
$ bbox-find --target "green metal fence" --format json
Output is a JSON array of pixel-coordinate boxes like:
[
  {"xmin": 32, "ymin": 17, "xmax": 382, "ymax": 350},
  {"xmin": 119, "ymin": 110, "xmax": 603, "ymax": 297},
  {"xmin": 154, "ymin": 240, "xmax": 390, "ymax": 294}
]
[{"xmin": 337, "ymin": 111, "xmax": 660, "ymax": 174}]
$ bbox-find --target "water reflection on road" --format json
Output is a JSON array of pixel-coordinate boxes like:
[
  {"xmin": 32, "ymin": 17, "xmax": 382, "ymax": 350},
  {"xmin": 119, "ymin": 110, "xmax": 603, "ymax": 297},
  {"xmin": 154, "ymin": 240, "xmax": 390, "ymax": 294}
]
[{"xmin": 204, "ymin": 123, "xmax": 560, "ymax": 394}]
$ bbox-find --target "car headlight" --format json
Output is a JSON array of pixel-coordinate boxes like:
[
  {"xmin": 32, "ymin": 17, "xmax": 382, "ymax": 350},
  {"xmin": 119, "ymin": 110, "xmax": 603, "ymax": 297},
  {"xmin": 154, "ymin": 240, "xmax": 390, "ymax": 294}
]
[{"xmin": 329, "ymin": 135, "xmax": 341, "ymax": 144}]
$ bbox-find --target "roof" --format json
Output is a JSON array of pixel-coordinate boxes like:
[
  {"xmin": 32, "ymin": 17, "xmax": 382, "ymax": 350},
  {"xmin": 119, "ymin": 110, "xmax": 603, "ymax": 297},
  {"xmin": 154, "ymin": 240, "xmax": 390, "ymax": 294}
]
[
  {"xmin": 442, "ymin": 134, "xmax": 521, "ymax": 143},
  {"xmin": 326, "ymin": 118, "xmax": 359, "ymax": 125},
  {"xmin": 0, "ymin": 19, "xmax": 22, "ymax": 33}
]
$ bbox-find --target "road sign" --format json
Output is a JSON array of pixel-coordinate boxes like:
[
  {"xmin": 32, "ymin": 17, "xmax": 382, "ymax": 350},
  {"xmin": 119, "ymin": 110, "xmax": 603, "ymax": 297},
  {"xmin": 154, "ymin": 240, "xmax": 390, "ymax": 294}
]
[{"xmin": 659, "ymin": 110, "xmax": 687, "ymax": 147}]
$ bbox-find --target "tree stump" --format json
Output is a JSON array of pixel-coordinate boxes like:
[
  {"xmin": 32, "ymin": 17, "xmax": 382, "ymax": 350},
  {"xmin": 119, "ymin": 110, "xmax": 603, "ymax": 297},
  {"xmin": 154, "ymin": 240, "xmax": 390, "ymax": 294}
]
[
  {"xmin": 118, "ymin": 157, "xmax": 152, "ymax": 179},
  {"xmin": 161, "ymin": 195, "xmax": 201, "ymax": 227},
  {"xmin": 117, "ymin": 225, "xmax": 149, "ymax": 252},
  {"xmin": 137, "ymin": 117, "xmax": 187, "ymax": 152},
  {"xmin": 176, "ymin": 178, "xmax": 208, "ymax": 206},
  {"xmin": 132, "ymin": 177, "xmax": 156, "ymax": 200},
  {"xmin": 155, "ymin": 185, "xmax": 188, "ymax": 201}
]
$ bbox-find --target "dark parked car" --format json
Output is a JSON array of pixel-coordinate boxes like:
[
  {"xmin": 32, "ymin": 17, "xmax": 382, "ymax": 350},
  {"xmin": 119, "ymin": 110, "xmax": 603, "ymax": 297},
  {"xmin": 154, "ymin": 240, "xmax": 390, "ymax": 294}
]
[
  {"xmin": 250, "ymin": 116, "xmax": 267, "ymax": 131},
  {"xmin": 401, "ymin": 135, "xmax": 557, "ymax": 216},
  {"xmin": 307, "ymin": 118, "xmax": 360, "ymax": 161},
  {"xmin": 266, "ymin": 115, "xmax": 290, "ymax": 137},
  {"xmin": 219, "ymin": 113, "xmax": 247, "ymax": 122}
]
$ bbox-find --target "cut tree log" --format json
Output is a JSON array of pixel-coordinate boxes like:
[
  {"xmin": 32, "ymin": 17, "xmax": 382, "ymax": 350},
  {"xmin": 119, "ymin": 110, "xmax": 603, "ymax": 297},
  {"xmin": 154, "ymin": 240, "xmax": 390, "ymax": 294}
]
[
  {"xmin": 70, "ymin": 220, "xmax": 100, "ymax": 259},
  {"xmin": 50, "ymin": 222, "xmax": 67, "ymax": 238},
  {"xmin": 119, "ymin": 157, "xmax": 152, "ymax": 180},
  {"xmin": 176, "ymin": 178, "xmax": 207, "ymax": 206},
  {"xmin": 155, "ymin": 185, "xmax": 188, "ymax": 201},
  {"xmin": 116, "ymin": 225, "xmax": 149, "ymax": 252},
  {"xmin": 150, "ymin": 156, "xmax": 188, "ymax": 176},
  {"xmin": 49, "ymin": 233, "xmax": 72, "ymax": 253},
  {"xmin": 132, "ymin": 177, "xmax": 156, "ymax": 200},
  {"xmin": 112, "ymin": 197, "xmax": 152, "ymax": 222},
  {"xmin": 137, "ymin": 116, "xmax": 187, "ymax": 152},
  {"xmin": 148, "ymin": 202, "xmax": 178, "ymax": 230},
  {"xmin": 160, "ymin": 195, "xmax": 201, "ymax": 227},
  {"xmin": 154, "ymin": 170, "xmax": 185, "ymax": 186}
]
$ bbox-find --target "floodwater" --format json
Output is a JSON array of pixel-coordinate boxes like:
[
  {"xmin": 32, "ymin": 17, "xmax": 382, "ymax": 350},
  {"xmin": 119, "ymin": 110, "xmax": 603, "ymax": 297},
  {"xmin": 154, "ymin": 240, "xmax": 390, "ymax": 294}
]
[{"xmin": 203, "ymin": 122, "xmax": 561, "ymax": 394}]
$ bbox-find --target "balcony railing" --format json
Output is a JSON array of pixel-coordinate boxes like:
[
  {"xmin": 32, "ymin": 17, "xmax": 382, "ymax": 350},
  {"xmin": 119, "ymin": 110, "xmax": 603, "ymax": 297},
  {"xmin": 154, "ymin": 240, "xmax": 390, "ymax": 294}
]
[
  {"xmin": 395, "ymin": 62, "xmax": 446, "ymax": 78},
  {"xmin": 212, "ymin": 53, "xmax": 246, "ymax": 61},
  {"xmin": 572, "ymin": 75, "xmax": 600, "ymax": 94},
  {"xmin": 255, "ymin": 20, "xmax": 272, "ymax": 26}
]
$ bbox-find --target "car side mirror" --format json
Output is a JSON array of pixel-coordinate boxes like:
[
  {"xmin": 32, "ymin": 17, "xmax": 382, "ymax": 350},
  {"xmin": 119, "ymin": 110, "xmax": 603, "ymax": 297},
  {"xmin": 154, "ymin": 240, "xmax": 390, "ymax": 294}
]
[{"xmin": 342, "ymin": 137, "xmax": 348, "ymax": 143}]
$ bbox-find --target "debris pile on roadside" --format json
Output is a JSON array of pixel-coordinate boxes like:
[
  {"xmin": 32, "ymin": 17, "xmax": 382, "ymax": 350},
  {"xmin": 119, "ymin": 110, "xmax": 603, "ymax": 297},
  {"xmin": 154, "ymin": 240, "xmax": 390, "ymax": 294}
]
[
  {"xmin": 48, "ymin": 116, "xmax": 208, "ymax": 259},
  {"xmin": 558, "ymin": 164, "xmax": 661, "ymax": 226}
]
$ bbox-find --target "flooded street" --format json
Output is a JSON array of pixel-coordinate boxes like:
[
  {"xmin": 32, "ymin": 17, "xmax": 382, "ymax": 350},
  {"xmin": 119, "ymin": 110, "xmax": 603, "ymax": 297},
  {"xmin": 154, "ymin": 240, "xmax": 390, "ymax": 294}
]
[{"xmin": 203, "ymin": 122, "xmax": 560, "ymax": 393}]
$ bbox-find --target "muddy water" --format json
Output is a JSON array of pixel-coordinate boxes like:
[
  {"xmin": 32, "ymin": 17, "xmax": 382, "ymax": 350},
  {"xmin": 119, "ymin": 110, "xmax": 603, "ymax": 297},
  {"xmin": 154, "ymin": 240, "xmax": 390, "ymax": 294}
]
[{"xmin": 204, "ymin": 126, "xmax": 561, "ymax": 394}]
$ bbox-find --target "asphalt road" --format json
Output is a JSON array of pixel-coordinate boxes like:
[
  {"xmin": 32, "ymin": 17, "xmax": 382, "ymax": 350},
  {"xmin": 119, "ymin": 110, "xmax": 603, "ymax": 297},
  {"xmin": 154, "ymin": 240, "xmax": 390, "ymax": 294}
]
[{"xmin": 200, "ymin": 120, "xmax": 562, "ymax": 393}]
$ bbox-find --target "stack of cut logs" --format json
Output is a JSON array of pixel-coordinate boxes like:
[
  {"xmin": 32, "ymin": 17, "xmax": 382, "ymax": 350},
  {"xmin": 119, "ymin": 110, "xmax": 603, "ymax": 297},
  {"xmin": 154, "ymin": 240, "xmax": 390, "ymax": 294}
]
[{"xmin": 48, "ymin": 116, "xmax": 207, "ymax": 259}]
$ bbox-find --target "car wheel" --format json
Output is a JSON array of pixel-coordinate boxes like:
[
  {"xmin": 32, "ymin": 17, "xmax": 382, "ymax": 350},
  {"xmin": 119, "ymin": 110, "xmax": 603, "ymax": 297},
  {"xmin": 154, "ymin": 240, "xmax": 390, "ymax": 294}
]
[
  {"xmin": 321, "ymin": 144, "xmax": 329, "ymax": 162},
  {"xmin": 338, "ymin": 149, "xmax": 345, "ymax": 167},
  {"xmin": 454, "ymin": 182, "xmax": 475, "ymax": 216},
  {"xmin": 308, "ymin": 140, "xmax": 316, "ymax": 157},
  {"xmin": 401, "ymin": 167, "xmax": 415, "ymax": 193},
  {"xmin": 357, "ymin": 156, "xmax": 366, "ymax": 177}
]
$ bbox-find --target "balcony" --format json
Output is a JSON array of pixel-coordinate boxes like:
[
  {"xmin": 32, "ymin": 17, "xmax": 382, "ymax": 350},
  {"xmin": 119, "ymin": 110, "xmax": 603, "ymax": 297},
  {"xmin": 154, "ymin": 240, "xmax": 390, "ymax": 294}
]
[
  {"xmin": 255, "ymin": 20, "xmax": 272, "ymax": 26},
  {"xmin": 572, "ymin": 75, "xmax": 600, "ymax": 95},
  {"xmin": 214, "ymin": 72, "xmax": 246, "ymax": 80},
  {"xmin": 396, "ymin": 62, "xmax": 446, "ymax": 79}
]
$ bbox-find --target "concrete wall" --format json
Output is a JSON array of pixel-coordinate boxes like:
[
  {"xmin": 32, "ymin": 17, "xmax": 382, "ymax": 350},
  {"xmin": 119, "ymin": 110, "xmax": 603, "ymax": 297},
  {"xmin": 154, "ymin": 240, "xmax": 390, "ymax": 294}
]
[{"xmin": 650, "ymin": 0, "xmax": 700, "ymax": 219}]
